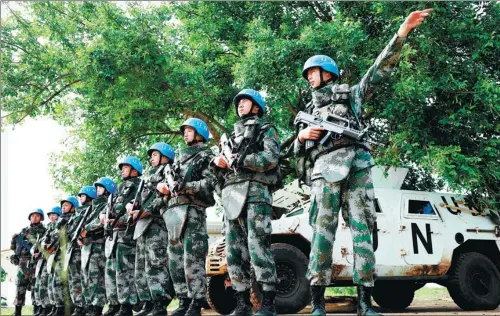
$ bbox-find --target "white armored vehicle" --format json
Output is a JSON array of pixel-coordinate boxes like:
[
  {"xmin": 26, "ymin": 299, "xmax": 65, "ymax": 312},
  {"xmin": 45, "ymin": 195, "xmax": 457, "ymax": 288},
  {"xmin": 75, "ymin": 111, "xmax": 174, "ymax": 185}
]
[{"xmin": 205, "ymin": 167, "xmax": 500, "ymax": 314}]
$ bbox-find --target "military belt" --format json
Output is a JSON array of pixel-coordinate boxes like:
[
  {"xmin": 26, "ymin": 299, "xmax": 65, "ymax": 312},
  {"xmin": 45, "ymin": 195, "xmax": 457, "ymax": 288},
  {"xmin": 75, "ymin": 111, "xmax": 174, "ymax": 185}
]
[{"xmin": 167, "ymin": 195, "xmax": 208, "ymax": 208}]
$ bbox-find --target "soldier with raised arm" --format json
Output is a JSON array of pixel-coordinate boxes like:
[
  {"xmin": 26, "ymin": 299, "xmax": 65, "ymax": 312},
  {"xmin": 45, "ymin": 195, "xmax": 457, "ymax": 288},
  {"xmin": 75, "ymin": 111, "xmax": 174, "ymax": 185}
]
[{"xmin": 294, "ymin": 9, "xmax": 433, "ymax": 316}]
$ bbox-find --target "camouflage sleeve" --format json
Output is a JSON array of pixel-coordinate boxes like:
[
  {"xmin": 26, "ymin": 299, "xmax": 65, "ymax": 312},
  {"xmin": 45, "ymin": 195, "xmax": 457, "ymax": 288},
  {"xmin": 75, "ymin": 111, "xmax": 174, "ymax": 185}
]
[
  {"xmin": 242, "ymin": 127, "xmax": 280, "ymax": 173},
  {"xmin": 182, "ymin": 152, "xmax": 217, "ymax": 197},
  {"xmin": 350, "ymin": 34, "xmax": 405, "ymax": 117},
  {"xmin": 85, "ymin": 203, "xmax": 106, "ymax": 231}
]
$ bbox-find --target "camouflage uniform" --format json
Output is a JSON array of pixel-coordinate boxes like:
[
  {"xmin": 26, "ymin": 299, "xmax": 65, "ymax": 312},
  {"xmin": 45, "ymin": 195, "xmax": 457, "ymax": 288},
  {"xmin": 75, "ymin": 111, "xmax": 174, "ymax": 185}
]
[
  {"xmin": 81, "ymin": 195, "xmax": 108, "ymax": 308},
  {"xmin": 46, "ymin": 212, "xmax": 73, "ymax": 309},
  {"xmin": 294, "ymin": 34, "xmax": 405, "ymax": 287},
  {"xmin": 214, "ymin": 117, "xmax": 280, "ymax": 292},
  {"xmin": 10, "ymin": 223, "xmax": 46, "ymax": 307},
  {"xmin": 64, "ymin": 205, "xmax": 89, "ymax": 309},
  {"xmin": 34, "ymin": 222, "xmax": 56, "ymax": 309},
  {"xmin": 134, "ymin": 165, "xmax": 173, "ymax": 303},
  {"xmin": 162, "ymin": 144, "xmax": 216, "ymax": 300},
  {"xmin": 104, "ymin": 177, "xmax": 142, "ymax": 306}
]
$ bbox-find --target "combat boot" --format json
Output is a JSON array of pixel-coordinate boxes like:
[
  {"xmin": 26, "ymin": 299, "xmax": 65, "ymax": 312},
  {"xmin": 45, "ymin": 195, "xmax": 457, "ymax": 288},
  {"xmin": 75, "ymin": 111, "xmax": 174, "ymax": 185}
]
[
  {"xmin": 11, "ymin": 305, "xmax": 22, "ymax": 316},
  {"xmin": 34, "ymin": 304, "xmax": 41, "ymax": 316},
  {"xmin": 102, "ymin": 304, "xmax": 120, "ymax": 316},
  {"xmin": 135, "ymin": 301, "xmax": 153, "ymax": 316},
  {"xmin": 46, "ymin": 305, "xmax": 57, "ymax": 316},
  {"xmin": 310, "ymin": 285, "xmax": 326, "ymax": 316},
  {"xmin": 357, "ymin": 285, "xmax": 382, "ymax": 316},
  {"xmin": 146, "ymin": 297, "xmax": 171, "ymax": 316},
  {"xmin": 71, "ymin": 306, "xmax": 86, "ymax": 316},
  {"xmin": 115, "ymin": 304, "xmax": 133, "ymax": 316},
  {"xmin": 170, "ymin": 296, "xmax": 191, "ymax": 316},
  {"xmin": 254, "ymin": 291, "xmax": 277, "ymax": 316},
  {"xmin": 230, "ymin": 289, "xmax": 252, "ymax": 316},
  {"xmin": 52, "ymin": 306, "xmax": 65, "ymax": 316},
  {"xmin": 184, "ymin": 298, "xmax": 203, "ymax": 316}
]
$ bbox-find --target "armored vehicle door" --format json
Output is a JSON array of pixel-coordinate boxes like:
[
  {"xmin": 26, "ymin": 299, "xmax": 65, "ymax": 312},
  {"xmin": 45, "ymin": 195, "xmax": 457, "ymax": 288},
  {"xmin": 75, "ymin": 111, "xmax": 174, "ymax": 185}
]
[{"xmin": 399, "ymin": 192, "xmax": 445, "ymax": 265}]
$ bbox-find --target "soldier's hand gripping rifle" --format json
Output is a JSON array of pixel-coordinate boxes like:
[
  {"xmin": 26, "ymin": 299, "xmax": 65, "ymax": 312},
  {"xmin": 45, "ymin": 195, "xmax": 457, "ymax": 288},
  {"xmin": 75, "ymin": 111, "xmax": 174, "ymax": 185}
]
[
  {"xmin": 125, "ymin": 179, "xmax": 145, "ymax": 233},
  {"xmin": 294, "ymin": 111, "xmax": 368, "ymax": 150}
]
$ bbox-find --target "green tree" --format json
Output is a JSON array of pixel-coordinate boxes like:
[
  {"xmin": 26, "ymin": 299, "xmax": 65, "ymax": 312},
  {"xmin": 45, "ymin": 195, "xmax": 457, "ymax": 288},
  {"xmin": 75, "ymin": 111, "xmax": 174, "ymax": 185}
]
[{"xmin": 2, "ymin": 1, "xmax": 498, "ymax": 210}]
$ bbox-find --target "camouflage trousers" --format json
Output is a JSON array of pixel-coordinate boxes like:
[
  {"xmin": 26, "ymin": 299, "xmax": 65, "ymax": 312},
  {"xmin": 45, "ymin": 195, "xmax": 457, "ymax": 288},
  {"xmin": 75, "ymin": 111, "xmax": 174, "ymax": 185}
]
[
  {"xmin": 51, "ymin": 257, "xmax": 70, "ymax": 308},
  {"xmin": 136, "ymin": 222, "xmax": 173, "ymax": 302},
  {"xmin": 105, "ymin": 257, "xmax": 119, "ymax": 305},
  {"xmin": 47, "ymin": 261, "xmax": 56, "ymax": 305},
  {"xmin": 110, "ymin": 242, "xmax": 138, "ymax": 305},
  {"xmin": 82, "ymin": 243, "xmax": 106, "ymax": 307},
  {"xmin": 13, "ymin": 260, "xmax": 35, "ymax": 306},
  {"xmin": 34, "ymin": 260, "xmax": 50, "ymax": 307},
  {"xmin": 225, "ymin": 203, "xmax": 277, "ymax": 292},
  {"xmin": 307, "ymin": 167, "xmax": 377, "ymax": 287},
  {"xmin": 167, "ymin": 206, "xmax": 208, "ymax": 300},
  {"xmin": 68, "ymin": 249, "xmax": 85, "ymax": 307}
]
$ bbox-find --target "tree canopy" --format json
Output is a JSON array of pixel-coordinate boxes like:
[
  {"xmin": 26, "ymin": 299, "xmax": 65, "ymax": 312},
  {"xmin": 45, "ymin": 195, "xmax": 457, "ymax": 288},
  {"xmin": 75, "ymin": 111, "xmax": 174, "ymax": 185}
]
[{"xmin": 2, "ymin": 1, "xmax": 498, "ymax": 209}]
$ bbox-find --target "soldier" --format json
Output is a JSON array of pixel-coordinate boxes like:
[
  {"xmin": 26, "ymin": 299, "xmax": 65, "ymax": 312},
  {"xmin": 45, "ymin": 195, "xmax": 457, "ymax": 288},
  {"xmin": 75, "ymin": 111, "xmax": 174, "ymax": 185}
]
[
  {"xmin": 157, "ymin": 118, "xmax": 216, "ymax": 316},
  {"xmin": 10, "ymin": 208, "xmax": 47, "ymax": 316},
  {"xmin": 103, "ymin": 156, "xmax": 143, "ymax": 316},
  {"xmin": 34, "ymin": 206, "xmax": 61, "ymax": 316},
  {"xmin": 294, "ymin": 9, "xmax": 433, "ymax": 316},
  {"xmin": 212, "ymin": 89, "xmax": 280, "ymax": 316},
  {"xmin": 44, "ymin": 196, "xmax": 79, "ymax": 316},
  {"xmin": 79, "ymin": 178, "xmax": 117, "ymax": 316},
  {"xmin": 64, "ymin": 186, "xmax": 97, "ymax": 316},
  {"xmin": 126, "ymin": 143, "xmax": 176, "ymax": 316}
]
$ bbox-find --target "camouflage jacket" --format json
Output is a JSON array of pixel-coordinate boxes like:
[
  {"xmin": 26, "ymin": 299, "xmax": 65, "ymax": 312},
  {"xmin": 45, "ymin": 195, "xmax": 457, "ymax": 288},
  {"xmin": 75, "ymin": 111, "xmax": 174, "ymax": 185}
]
[
  {"xmin": 214, "ymin": 117, "xmax": 280, "ymax": 204},
  {"xmin": 165, "ymin": 144, "xmax": 216, "ymax": 209},
  {"xmin": 106, "ymin": 176, "xmax": 142, "ymax": 244},
  {"xmin": 10, "ymin": 223, "xmax": 46, "ymax": 260},
  {"xmin": 81, "ymin": 195, "xmax": 107, "ymax": 244},
  {"xmin": 295, "ymin": 34, "xmax": 405, "ymax": 183}
]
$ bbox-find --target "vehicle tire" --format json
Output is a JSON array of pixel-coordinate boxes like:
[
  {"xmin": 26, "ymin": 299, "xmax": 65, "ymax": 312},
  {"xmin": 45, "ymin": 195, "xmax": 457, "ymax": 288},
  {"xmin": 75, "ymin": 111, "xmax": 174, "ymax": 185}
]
[
  {"xmin": 252, "ymin": 243, "xmax": 309, "ymax": 314},
  {"xmin": 447, "ymin": 252, "xmax": 500, "ymax": 310},
  {"xmin": 206, "ymin": 274, "xmax": 236, "ymax": 315},
  {"xmin": 372, "ymin": 282, "xmax": 415, "ymax": 310}
]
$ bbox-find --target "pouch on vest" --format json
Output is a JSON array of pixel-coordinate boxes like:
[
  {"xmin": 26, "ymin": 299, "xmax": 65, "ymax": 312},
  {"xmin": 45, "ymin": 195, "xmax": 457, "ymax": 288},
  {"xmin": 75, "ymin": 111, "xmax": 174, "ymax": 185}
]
[{"xmin": 163, "ymin": 205, "xmax": 188, "ymax": 242}]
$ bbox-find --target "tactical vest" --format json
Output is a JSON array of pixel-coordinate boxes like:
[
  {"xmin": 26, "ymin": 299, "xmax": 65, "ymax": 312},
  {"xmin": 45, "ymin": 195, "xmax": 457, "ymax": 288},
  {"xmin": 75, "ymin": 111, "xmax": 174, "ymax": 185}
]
[
  {"xmin": 305, "ymin": 83, "xmax": 370, "ymax": 162},
  {"xmin": 167, "ymin": 144, "xmax": 215, "ymax": 208},
  {"xmin": 222, "ymin": 117, "xmax": 282, "ymax": 190}
]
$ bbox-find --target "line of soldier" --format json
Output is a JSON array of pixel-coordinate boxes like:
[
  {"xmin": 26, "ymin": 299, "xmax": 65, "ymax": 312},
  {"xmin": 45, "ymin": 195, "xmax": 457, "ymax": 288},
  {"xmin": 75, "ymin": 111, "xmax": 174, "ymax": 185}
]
[{"xmin": 9, "ymin": 8, "xmax": 432, "ymax": 316}]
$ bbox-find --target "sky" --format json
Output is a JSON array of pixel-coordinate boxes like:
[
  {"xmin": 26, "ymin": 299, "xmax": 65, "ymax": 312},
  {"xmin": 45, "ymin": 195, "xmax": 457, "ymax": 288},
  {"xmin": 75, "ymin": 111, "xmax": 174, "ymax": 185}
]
[{"xmin": 1, "ymin": 118, "xmax": 68, "ymax": 249}]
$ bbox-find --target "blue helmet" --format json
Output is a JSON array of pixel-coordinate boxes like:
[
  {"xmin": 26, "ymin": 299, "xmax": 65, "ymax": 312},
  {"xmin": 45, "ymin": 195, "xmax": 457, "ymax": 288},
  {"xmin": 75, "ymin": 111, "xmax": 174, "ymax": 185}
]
[
  {"xmin": 118, "ymin": 156, "xmax": 143, "ymax": 176},
  {"xmin": 180, "ymin": 118, "xmax": 210, "ymax": 142},
  {"xmin": 47, "ymin": 206, "xmax": 62, "ymax": 217},
  {"xmin": 28, "ymin": 208, "xmax": 44, "ymax": 221},
  {"xmin": 302, "ymin": 55, "xmax": 339, "ymax": 80},
  {"xmin": 233, "ymin": 89, "xmax": 266, "ymax": 114},
  {"xmin": 94, "ymin": 177, "xmax": 117, "ymax": 195},
  {"xmin": 147, "ymin": 142, "xmax": 175, "ymax": 161},
  {"xmin": 78, "ymin": 186, "xmax": 97, "ymax": 200},
  {"xmin": 60, "ymin": 196, "xmax": 79, "ymax": 210}
]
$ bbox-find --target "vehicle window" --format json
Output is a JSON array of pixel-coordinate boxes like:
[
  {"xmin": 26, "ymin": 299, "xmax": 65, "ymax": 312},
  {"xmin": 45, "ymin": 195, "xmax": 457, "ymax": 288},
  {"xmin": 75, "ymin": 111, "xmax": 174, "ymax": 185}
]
[{"xmin": 408, "ymin": 200, "xmax": 435, "ymax": 215}]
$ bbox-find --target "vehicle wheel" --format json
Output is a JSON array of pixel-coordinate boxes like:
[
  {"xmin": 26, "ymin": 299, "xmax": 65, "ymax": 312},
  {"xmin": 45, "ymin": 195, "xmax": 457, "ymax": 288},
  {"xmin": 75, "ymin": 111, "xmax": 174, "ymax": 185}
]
[
  {"xmin": 253, "ymin": 243, "xmax": 309, "ymax": 314},
  {"xmin": 206, "ymin": 274, "xmax": 236, "ymax": 315},
  {"xmin": 447, "ymin": 252, "xmax": 500, "ymax": 310},
  {"xmin": 373, "ymin": 282, "xmax": 414, "ymax": 310}
]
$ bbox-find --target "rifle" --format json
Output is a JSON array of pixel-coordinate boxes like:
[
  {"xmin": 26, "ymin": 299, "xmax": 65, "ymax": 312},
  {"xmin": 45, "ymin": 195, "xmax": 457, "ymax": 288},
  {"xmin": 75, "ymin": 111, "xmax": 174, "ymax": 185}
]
[
  {"xmin": 163, "ymin": 163, "xmax": 182, "ymax": 196},
  {"xmin": 125, "ymin": 179, "xmax": 146, "ymax": 233},
  {"xmin": 220, "ymin": 133, "xmax": 237, "ymax": 169},
  {"xmin": 294, "ymin": 111, "xmax": 368, "ymax": 150},
  {"xmin": 14, "ymin": 234, "xmax": 32, "ymax": 256},
  {"xmin": 68, "ymin": 205, "xmax": 93, "ymax": 251},
  {"xmin": 234, "ymin": 122, "xmax": 260, "ymax": 168},
  {"xmin": 105, "ymin": 193, "xmax": 115, "ymax": 240}
]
